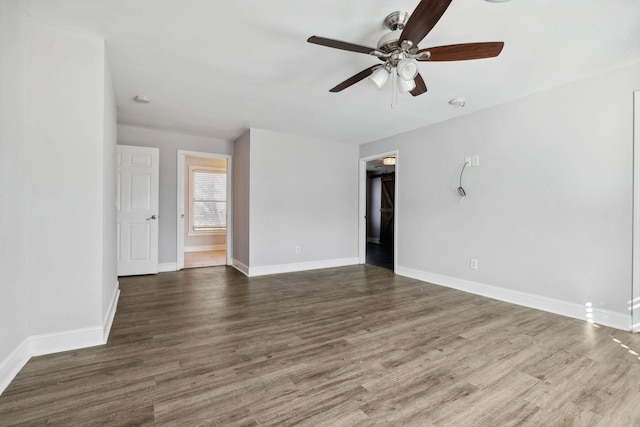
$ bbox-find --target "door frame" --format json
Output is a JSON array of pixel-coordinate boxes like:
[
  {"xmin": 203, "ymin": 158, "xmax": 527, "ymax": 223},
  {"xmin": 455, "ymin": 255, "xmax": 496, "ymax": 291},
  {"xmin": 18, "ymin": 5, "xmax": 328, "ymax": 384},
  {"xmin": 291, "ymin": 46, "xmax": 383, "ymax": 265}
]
[
  {"xmin": 358, "ymin": 150, "xmax": 399, "ymax": 271},
  {"xmin": 177, "ymin": 150, "xmax": 233, "ymax": 270},
  {"xmin": 632, "ymin": 91, "xmax": 640, "ymax": 331}
]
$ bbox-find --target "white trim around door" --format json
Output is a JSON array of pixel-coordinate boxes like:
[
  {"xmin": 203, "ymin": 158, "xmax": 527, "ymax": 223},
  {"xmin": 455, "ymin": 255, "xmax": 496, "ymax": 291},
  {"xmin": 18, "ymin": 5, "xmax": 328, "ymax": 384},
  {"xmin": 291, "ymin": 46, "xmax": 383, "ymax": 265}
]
[
  {"xmin": 358, "ymin": 150, "xmax": 399, "ymax": 271},
  {"xmin": 632, "ymin": 91, "xmax": 640, "ymax": 332},
  {"xmin": 177, "ymin": 150, "xmax": 233, "ymax": 270}
]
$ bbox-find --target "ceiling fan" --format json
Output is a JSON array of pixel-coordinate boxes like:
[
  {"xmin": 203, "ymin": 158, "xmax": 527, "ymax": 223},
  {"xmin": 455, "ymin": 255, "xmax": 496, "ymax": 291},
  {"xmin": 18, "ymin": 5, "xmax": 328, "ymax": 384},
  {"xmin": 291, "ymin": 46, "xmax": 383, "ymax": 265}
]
[{"xmin": 307, "ymin": 0, "xmax": 504, "ymax": 96}]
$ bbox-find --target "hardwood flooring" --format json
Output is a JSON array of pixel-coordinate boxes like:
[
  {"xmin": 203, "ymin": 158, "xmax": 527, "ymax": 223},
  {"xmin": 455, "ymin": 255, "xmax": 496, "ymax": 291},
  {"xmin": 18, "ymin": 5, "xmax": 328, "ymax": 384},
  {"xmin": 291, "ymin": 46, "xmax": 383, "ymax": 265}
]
[
  {"xmin": 3, "ymin": 265, "xmax": 640, "ymax": 426},
  {"xmin": 184, "ymin": 250, "xmax": 226, "ymax": 268}
]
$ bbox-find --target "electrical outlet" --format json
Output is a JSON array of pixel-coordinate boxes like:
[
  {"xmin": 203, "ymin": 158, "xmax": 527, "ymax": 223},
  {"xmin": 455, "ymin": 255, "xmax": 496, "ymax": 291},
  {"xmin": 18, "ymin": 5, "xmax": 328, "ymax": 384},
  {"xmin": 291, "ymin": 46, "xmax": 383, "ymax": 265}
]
[
  {"xmin": 465, "ymin": 157, "xmax": 472, "ymax": 166},
  {"xmin": 295, "ymin": 246, "xmax": 301, "ymax": 254},
  {"xmin": 470, "ymin": 258, "xmax": 478, "ymax": 270},
  {"xmin": 472, "ymin": 156, "xmax": 480, "ymax": 167}
]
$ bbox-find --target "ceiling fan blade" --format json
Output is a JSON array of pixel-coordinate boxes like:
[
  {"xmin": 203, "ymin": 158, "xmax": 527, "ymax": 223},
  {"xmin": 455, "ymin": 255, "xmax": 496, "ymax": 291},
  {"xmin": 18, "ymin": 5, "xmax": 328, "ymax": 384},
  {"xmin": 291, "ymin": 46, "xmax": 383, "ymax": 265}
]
[
  {"xmin": 400, "ymin": 0, "xmax": 453, "ymax": 46},
  {"xmin": 410, "ymin": 73, "xmax": 427, "ymax": 96},
  {"xmin": 329, "ymin": 66, "xmax": 378, "ymax": 92},
  {"xmin": 417, "ymin": 42, "xmax": 504, "ymax": 61},
  {"xmin": 307, "ymin": 36, "xmax": 376, "ymax": 55}
]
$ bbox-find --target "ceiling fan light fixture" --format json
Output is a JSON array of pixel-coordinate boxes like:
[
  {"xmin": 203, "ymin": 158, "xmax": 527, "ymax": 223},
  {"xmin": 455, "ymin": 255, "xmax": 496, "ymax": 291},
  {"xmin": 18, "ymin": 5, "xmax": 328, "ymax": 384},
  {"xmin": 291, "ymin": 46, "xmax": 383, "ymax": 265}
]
[
  {"xmin": 397, "ymin": 77, "xmax": 416, "ymax": 93},
  {"xmin": 369, "ymin": 66, "xmax": 390, "ymax": 89},
  {"xmin": 396, "ymin": 58, "xmax": 419, "ymax": 81},
  {"xmin": 306, "ymin": 0, "xmax": 505, "ymax": 99}
]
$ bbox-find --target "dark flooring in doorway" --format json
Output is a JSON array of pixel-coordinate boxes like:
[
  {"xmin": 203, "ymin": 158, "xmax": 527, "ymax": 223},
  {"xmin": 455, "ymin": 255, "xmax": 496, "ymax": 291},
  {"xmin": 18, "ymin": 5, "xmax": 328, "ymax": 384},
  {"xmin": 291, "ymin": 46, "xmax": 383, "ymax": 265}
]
[{"xmin": 366, "ymin": 242, "xmax": 393, "ymax": 270}]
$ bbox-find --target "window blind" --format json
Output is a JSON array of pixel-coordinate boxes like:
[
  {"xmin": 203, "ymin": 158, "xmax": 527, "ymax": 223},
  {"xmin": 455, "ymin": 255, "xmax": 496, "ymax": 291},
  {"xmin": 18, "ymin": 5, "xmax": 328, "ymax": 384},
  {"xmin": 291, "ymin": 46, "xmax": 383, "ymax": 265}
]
[{"xmin": 192, "ymin": 170, "xmax": 226, "ymax": 230}]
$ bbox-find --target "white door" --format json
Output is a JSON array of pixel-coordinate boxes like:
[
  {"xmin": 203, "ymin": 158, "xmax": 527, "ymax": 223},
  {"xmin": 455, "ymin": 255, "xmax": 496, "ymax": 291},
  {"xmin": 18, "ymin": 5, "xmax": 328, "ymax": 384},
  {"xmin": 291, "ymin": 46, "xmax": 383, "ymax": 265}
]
[{"xmin": 117, "ymin": 145, "xmax": 159, "ymax": 276}]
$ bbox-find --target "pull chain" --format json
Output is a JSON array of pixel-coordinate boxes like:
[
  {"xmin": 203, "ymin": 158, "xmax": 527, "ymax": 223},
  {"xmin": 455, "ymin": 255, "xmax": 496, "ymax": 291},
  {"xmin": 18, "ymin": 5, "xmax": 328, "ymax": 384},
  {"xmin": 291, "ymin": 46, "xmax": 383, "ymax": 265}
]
[{"xmin": 391, "ymin": 72, "xmax": 398, "ymax": 109}]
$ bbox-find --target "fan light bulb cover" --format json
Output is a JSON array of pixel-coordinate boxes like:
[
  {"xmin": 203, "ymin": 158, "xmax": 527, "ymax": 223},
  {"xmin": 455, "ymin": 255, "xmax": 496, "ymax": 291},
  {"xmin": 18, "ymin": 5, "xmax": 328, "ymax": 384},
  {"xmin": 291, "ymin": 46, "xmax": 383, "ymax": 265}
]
[
  {"xmin": 369, "ymin": 67, "xmax": 390, "ymax": 89},
  {"xmin": 383, "ymin": 157, "xmax": 397, "ymax": 166},
  {"xmin": 397, "ymin": 77, "xmax": 416, "ymax": 93},
  {"xmin": 396, "ymin": 59, "xmax": 419, "ymax": 81}
]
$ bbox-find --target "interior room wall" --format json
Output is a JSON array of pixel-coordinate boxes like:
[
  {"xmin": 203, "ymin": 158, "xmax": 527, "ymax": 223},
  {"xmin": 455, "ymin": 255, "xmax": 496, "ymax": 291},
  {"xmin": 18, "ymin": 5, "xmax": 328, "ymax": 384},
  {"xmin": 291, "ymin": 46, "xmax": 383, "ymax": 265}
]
[
  {"xmin": 25, "ymin": 18, "xmax": 107, "ymax": 336},
  {"xmin": 117, "ymin": 125, "xmax": 233, "ymax": 266},
  {"xmin": 0, "ymin": 0, "xmax": 29, "ymax": 375},
  {"xmin": 232, "ymin": 130, "xmax": 251, "ymax": 270},
  {"xmin": 1, "ymin": 6, "xmax": 117, "ymax": 394},
  {"xmin": 248, "ymin": 129, "xmax": 359, "ymax": 272},
  {"xmin": 101, "ymin": 53, "xmax": 118, "ymax": 327},
  {"xmin": 360, "ymin": 61, "xmax": 640, "ymax": 329},
  {"xmin": 184, "ymin": 156, "xmax": 227, "ymax": 250}
]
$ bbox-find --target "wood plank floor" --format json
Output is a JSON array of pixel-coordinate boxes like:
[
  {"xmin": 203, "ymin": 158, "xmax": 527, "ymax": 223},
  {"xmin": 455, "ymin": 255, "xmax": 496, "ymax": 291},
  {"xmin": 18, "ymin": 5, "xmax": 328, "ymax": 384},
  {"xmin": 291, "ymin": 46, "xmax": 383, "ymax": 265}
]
[
  {"xmin": 2, "ymin": 265, "xmax": 640, "ymax": 426},
  {"xmin": 184, "ymin": 250, "xmax": 226, "ymax": 268}
]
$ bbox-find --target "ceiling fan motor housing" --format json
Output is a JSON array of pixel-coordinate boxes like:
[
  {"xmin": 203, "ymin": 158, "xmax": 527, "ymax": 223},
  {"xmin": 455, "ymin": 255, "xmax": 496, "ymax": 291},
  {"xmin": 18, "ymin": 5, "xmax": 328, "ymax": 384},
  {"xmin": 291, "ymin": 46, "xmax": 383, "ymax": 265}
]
[
  {"xmin": 384, "ymin": 11, "xmax": 410, "ymax": 31},
  {"xmin": 377, "ymin": 30, "xmax": 403, "ymax": 53},
  {"xmin": 378, "ymin": 11, "xmax": 412, "ymax": 53}
]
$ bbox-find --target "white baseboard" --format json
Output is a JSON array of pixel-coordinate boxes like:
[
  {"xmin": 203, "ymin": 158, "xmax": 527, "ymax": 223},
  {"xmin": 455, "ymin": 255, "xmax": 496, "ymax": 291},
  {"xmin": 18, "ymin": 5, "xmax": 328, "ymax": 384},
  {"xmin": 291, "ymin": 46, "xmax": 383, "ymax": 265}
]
[
  {"xmin": 1, "ymin": 284, "xmax": 121, "ymax": 396},
  {"xmin": 103, "ymin": 284, "xmax": 120, "ymax": 342},
  {"xmin": 29, "ymin": 327, "xmax": 105, "ymax": 357},
  {"xmin": 248, "ymin": 257, "xmax": 359, "ymax": 277},
  {"xmin": 367, "ymin": 238, "xmax": 380, "ymax": 244},
  {"xmin": 184, "ymin": 245, "xmax": 226, "ymax": 253},
  {"xmin": 159, "ymin": 262, "xmax": 177, "ymax": 272},
  {"xmin": 1, "ymin": 324, "xmax": 108, "ymax": 396},
  {"xmin": 396, "ymin": 266, "xmax": 631, "ymax": 331},
  {"xmin": 0, "ymin": 338, "xmax": 30, "ymax": 396},
  {"xmin": 232, "ymin": 259, "xmax": 250, "ymax": 277}
]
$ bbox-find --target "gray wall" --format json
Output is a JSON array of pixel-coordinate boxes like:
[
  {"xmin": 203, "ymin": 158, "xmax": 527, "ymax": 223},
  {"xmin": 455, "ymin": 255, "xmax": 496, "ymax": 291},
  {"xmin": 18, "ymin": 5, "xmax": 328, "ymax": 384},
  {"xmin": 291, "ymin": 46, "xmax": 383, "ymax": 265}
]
[
  {"xmin": 117, "ymin": 125, "xmax": 233, "ymax": 265},
  {"xmin": 1, "ymin": 3, "xmax": 117, "ymax": 388},
  {"xmin": 0, "ymin": 0, "xmax": 28, "ymax": 367},
  {"xmin": 232, "ymin": 130, "xmax": 251, "ymax": 267},
  {"xmin": 361, "ymin": 61, "xmax": 640, "ymax": 324},
  {"xmin": 249, "ymin": 129, "xmax": 359, "ymax": 267},
  {"xmin": 26, "ymin": 18, "xmax": 108, "ymax": 334},
  {"xmin": 102, "ymin": 53, "xmax": 118, "ymax": 323}
]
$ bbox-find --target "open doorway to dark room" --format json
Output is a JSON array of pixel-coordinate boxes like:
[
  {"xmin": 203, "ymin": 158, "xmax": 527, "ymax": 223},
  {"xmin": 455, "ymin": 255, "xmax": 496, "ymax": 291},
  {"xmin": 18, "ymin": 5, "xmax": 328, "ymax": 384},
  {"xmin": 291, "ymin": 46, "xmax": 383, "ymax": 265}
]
[{"xmin": 365, "ymin": 157, "xmax": 395, "ymax": 270}]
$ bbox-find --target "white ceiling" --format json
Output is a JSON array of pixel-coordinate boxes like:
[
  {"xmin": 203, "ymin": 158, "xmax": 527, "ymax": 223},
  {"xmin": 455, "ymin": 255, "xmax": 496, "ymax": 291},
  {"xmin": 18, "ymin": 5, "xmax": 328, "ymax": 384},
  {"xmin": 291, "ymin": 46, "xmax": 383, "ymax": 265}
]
[{"xmin": 23, "ymin": 0, "xmax": 640, "ymax": 145}]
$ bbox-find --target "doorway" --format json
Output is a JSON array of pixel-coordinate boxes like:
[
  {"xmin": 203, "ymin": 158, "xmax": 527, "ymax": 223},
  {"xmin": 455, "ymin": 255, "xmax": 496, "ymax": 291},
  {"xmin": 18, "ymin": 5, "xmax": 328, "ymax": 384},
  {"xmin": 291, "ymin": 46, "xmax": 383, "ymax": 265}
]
[
  {"xmin": 177, "ymin": 150, "xmax": 233, "ymax": 270},
  {"xmin": 359, "ymin": 152, "xmax": 398, "ymax": 271}
]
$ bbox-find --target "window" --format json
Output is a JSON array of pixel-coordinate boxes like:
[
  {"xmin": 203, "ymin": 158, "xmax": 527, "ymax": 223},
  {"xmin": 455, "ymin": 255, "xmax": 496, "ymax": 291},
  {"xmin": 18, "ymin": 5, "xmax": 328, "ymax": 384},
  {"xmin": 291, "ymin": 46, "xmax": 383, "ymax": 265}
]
[{"xmin": 189, "ymin": 166, "xmax": 226, "ymax": 234}]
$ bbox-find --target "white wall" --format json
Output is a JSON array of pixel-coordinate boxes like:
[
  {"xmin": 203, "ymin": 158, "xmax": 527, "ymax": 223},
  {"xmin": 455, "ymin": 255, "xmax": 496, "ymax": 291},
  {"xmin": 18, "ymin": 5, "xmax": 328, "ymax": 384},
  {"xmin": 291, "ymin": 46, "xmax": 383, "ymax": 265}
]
[
  {"xmin": 248, "ymin": 129, "xmax": 359, "ymax": 272},
  {"xmin": 361, "ymin": 61, "xmax": 640, "ymax": 329},
  {"xmin": 1, "ymin": 10, "xmax": 118, "ymax": 394},
  {"xmin": 102, "ymin": 53, "xmax": 118, "ymax": 327},
  {"xmin": 26, "ymin": 19, "xmax": 105, "ymax": 335},
  {"xmin": 117, "ymin": 125, "xmax": 233, "ymax": 265},
  {"xmin": 232, "ymin": 130, "xmax": 251, "ymax": 269},
  {"xmin": 0, "ymin": 0, "xmax": 28, "ymax": 371}
]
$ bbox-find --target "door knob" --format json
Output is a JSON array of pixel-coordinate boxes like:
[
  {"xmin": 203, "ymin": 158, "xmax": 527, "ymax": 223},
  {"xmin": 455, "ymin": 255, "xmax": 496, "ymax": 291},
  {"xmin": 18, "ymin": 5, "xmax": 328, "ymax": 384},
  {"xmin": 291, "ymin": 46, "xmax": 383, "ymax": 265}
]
[{"xmin": 146, "ymin": 215, "xmax": 157, "ymax": 220}]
